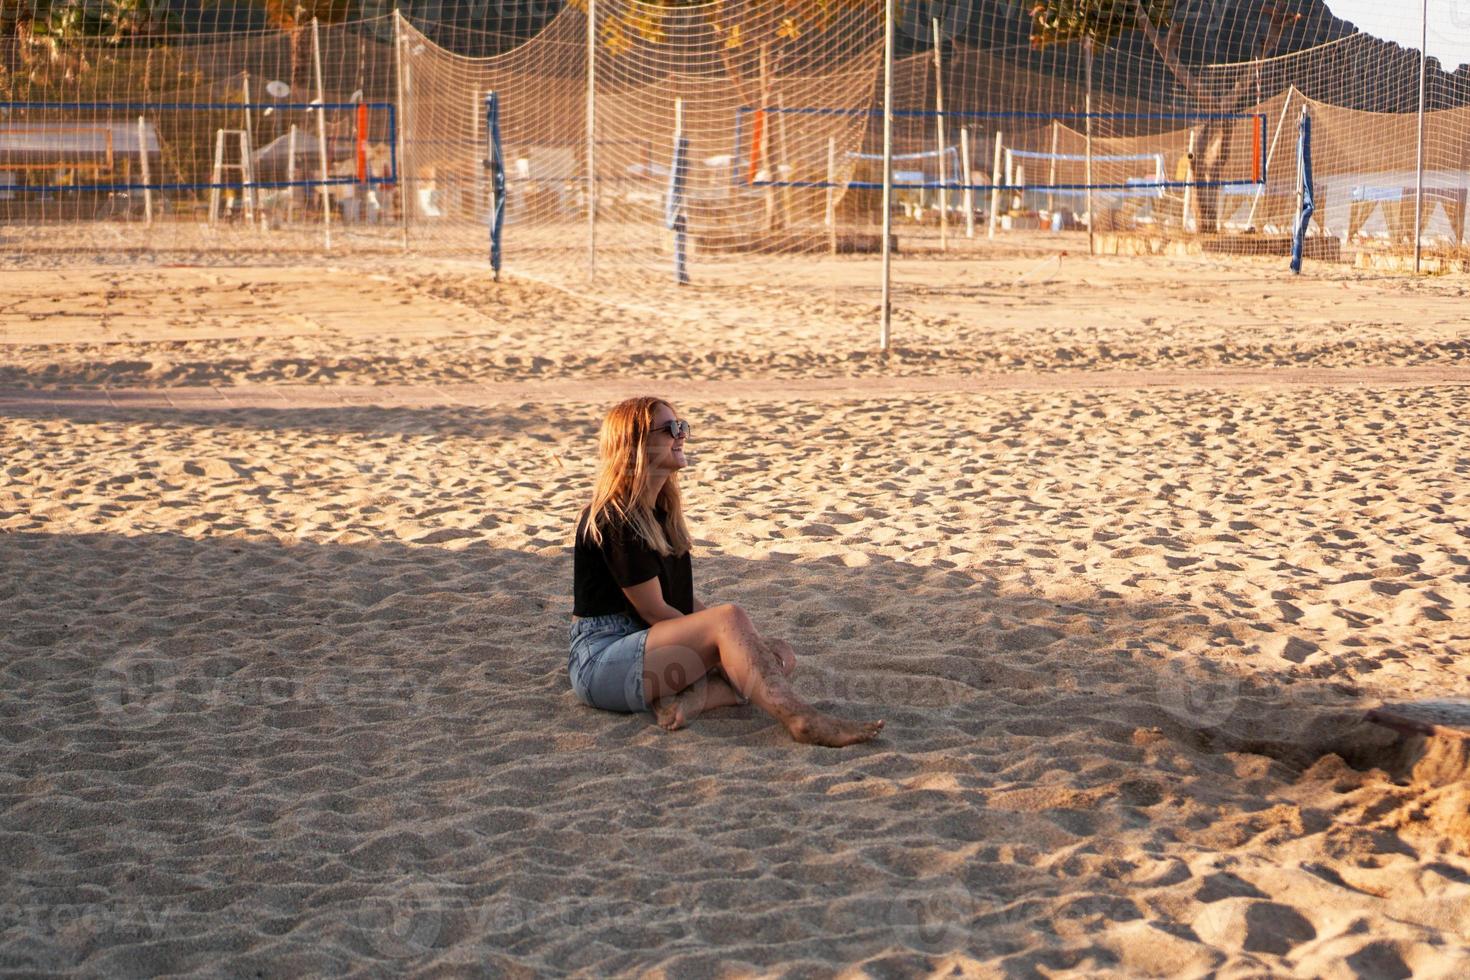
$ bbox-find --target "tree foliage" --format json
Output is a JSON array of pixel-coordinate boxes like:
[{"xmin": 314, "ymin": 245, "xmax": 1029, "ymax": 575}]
[
  {"xmin": 257, "ymin": 0, "xmax": 357, "ymax": 32},
  {"xmin": 1023, "ymin": 0, "xmax": 1172, "ymax": 51},
  {"xmin": 567, "ymin": 0, "xmax": 880, "ymax": 57},
  {"xmin": 2, "ymin": 0, "xmax": 180, "ymax": 43}
]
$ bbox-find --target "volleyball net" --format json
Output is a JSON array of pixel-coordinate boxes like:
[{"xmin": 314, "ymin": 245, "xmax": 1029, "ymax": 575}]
[
  {"xmin": 0, "ymin": 100, "xmax": 396, "ymax": 193},
  {"xmin": 733, "ymin": 108, "xmax": 1266, "ymax": 191},
  {"xmin": 4, "ymin": 3, "xmax": 1470, "ymax": 275}
]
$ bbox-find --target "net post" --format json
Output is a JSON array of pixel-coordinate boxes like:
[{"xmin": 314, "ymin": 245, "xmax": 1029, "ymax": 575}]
[
  {"xmin": 243, "ymin": 72, "xmax": 258, "ymax": 223},
  {"xmin": 1414, "ymin": 0, "xmax": 1428, "ymax": 274},
  {"xmin": 1084, "ymin": 38, "xmax": 1094, "ymax": 257},
  {"xmin": 1293, "ymin": 107, "xmax": 1305, "ymax": 252},
  {"xmin": 241, "ymin": 130, "xmax": 256, "ymax": 224},
  {"xmin": 137, "ymin": 115, "xmax": 152, "ymax": 226},
  {"xmin": 880, "ymin": 0, "xmax": 894, "ymax": 351},
  {"xmin": 287, "ymin": 124, "xmax": 298, "ymax": 225},
  {"xmin": 209, "ymin": 128, "xmax": 224, "ymax": 225},
  {"xmin": 586, "ymin": 0, "xmax": 597, "ymax": 282},
  {"xmin": 1291, "ymin": 106, "xmax": 1314, "ymax": 274},
  {"xmin": 774, "ymin": 92, "xmax": 794, "ymax": 229},
  {"xmin": 826, "ymin": 135, "xmax": 837, "ymax": 256},
  {"xmin": 667, "ymin": 96, "xmax": 690, "ymax": 286},
  {"xmin": 987, "ymin": 131, "xmax": 1002, "ymax": 239},
  {"xmin": 959, "ymin": 127, "xmax": 974, "ymax": 238},
  {"xmin": 759, "ymin": 47, "xmax": 776, "ymax": 232},
  {"xmin": 312, "ymin": 17, "xmax": 332, "ymax": 250},
  {"xmin": 486, "ymin": 92, "xmax": 505, "ymax": 280},
  {"xmin": 1182, "ymin": 128, "xmax": 1197, "ymax": 233},
  {"xmin": 1251, "ymin": 115, "xmax": 1263, "ymax": 184},
  {"xmin": 356, "ymin": 104, "xmax": 368, "ymax": 184},
  {"xmin": 932, "ymin": 17, "xmax": 947, "ymax": 251},
  {"xmin": 394, "ymin": 8, "xmax": 410, "ymax": 251},
  {"xmin": 1048, "ymin": 119, "xmax": 1058, "ymax": 215}
]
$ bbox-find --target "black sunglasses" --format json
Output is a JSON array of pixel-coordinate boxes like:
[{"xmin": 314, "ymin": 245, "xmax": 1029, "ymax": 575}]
[{"xmin": 650, "ymin": 419, "xmax": 691, "ymax": 440}]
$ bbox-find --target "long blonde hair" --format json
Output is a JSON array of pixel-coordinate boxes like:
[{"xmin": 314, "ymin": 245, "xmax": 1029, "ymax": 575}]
[{"xmin": 582, "ymin": 396, "xmax": 692, "ymax": 557}]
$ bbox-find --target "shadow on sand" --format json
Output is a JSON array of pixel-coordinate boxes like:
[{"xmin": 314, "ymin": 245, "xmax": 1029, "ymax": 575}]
[{"xmin": 0, "ymin": 520, "xmax": 1413, "ymax": 975}]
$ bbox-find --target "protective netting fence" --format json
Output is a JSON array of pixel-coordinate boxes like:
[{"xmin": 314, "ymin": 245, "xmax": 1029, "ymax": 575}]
[{"xmin": 3, "ymin": 3, "xmax": 1469, "ymax": 292}]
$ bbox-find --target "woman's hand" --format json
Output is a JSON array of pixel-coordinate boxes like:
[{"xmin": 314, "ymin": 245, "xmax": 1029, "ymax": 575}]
[{"xmin": 622, "ymin": 578, "xmax": 685, "ymax": 624}]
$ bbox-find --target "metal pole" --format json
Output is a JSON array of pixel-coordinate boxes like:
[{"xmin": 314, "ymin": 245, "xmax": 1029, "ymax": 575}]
[
  {"xmin": 586, "ymin": 0, "xmax": 597, "ymax": 281},
  {"xmin": 1085, "ymin": 39, "xmax": 1095, "ymax": 256},
  {"xmin": 1247, "ymin": 88, "xmax": 1294, "ymax": 232},
  {"xmin": 312, "ymin": 17, "xmax": 332, "ymax": 249},
  {"xmin": 673, "ymin": 95, "xmax": 682, "ymax": 276},
  {"xmin": 137, "ymin": 115, "xmax": 152, "ymax": 226},
  {"xmin": 1048, "ymin": 119, "xmax": 1058, "ymax": 215},
  {"xmin": 242, "ymin": 72, "xmax": 258, "ymax": 222},
  {"xmin": 880, "ymin": 0, "xmax": 893, "ymax": 350},
  {"xmin": 394, "ymin": 9, "xmax": 410, "ymax": 250},
  {"xmin": 287, "ymin": 123, "xmax": 297, "ymax": 225},
  {"xmin": 826, "ymin": 135, "xmax": 837, "ymax": 255},
  {"xmin": 1294, "ymin": 106, "xmax": 1306, "ymax": 245},
  {"xmin": 1182, "ymin": 128, "xmax": 1197, "ymax": 233},
  {"xmin": 960, "ymin": 127, "xmax": 974, "ymax": 238},
  {"xmin": 759, "ymin": 46, "xmax": 776, "ymax": 231},
  {"xmin": 775, "ymin": 91, "xmax": 795, "ymax": 227},
  {"xmin": 932, "ymin": 17, "xmax": 947, "ymax": 251},
  {"xmin": 487, "ymin": 93, "xmax": 497, "ymax": 268},
  {"xmin": 1414, "ymin": 0, "xmax": 1428, "ymax": 273},
  {"xmin": 210, "ymin": 128, "xmax": 223, "ymax": 224},
  {"xmin": 988, "ymin": 131, "xmax": 1003, "ymax": 239}
]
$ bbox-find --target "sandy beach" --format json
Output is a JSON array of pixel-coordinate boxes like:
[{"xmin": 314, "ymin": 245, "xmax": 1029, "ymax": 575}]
[{"xmin": 2, "ymin": 250, "xmax": 1469, "ymax": 976}]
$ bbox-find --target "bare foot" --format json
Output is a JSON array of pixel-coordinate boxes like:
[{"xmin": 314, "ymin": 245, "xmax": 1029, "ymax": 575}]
[
  {"xmin": 651, "ymin": 674, "xmax": 747, "ymax": 732},
  {"xmin": 785, "ymin": 711, "xmax": 884, "ymax": 747},
  {"xmin": 652, "ymin": 695, "xmax": 690, "ymax": 732}
]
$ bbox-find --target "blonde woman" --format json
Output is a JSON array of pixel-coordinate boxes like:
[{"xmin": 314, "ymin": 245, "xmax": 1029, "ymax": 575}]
[{"xmin": 569, "ymin": 396, "xmax": 884, "ymax": 748}]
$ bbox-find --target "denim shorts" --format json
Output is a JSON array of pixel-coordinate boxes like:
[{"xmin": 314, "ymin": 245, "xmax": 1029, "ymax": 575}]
[{"xmin": 568, "ymin": 613, "xmax": 649, "ymax": 713}]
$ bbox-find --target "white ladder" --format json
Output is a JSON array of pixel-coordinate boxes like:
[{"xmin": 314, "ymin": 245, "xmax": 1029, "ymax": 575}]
[{"xmin": 209, "ymin": 129, "xmax": 256, "ymax": 225}]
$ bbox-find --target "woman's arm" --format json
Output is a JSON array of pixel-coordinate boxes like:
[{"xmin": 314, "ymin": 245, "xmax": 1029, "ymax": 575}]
[
  {"xmin": 622, "ymin": 578, "xmax": 686, "ymax": 625},
  {"xmin": 692, "ymin": 598, "xmax": 706, "ymax": 612}
]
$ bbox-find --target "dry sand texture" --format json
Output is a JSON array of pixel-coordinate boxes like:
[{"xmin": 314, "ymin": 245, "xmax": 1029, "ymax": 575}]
[{"xmin": 2, "ymin": 252, "xmax": 1470, "ymax": 976}]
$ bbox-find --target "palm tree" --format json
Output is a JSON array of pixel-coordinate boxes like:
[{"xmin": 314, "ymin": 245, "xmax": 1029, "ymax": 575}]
[{"xmin": 254, "ymin": 0, "xmax": 356, "ymax": 95}]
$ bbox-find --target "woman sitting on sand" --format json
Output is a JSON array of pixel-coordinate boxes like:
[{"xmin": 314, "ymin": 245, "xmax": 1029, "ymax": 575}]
[{"xmin": 569, "ymin": 396, "xmax": 884, "ymax": 748}]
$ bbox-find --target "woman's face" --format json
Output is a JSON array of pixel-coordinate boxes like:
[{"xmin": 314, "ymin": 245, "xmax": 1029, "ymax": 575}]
[{"xmin": 645, "ymin": 402, "xmax": 688, "ymax": 477}]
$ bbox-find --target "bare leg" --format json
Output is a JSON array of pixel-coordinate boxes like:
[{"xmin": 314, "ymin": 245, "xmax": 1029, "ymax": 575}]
[
  {"xmin": 653, "ymin": 650, "xmax": 792, "ymax": 731},
  {"xmin": 651, "ymin": 670, "xmax": 747, "ymax": 731},
  {"xmin": 643, "ymin": 605, "xmax": 882, "ymax": 747},
  {"xmin": 764, "ymin": 638, "xmax": 797, "ymax": 676}
]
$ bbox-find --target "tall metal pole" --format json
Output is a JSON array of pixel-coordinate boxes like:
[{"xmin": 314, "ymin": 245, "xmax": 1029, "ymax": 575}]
[
  {"xmin": 932, "ymin": 17, "xmax": 947, "ymax": 251},
  {"xmin": 987, "ymin": 131, "xmax": 1003, "ymax": 239},
  {"xmin": 137, "ymin": 115, "xmax": 153, "ymax": 226},
  {"xmin": 960, "ymin": 127, "xmax": 974, "ymax": 238},
  {"xmin": 1181, "ymin": 128, "xmax": 1198, "ymax": 233},
  {"xmin": 586, "ymin": 0, "xmax": 597, "ymax": 281},
  {"xmin": 1047, "ymin": 119, "xmax": 1058, "ymax": 215},
  {"xmin": 1414, "ymin": 0, "xmax": 1428, "ymax": 273},
  {"xmin": 394, "ymin": 9, "xmax": 410, "ymax": 250},
  {"xmin": 1084, "ymin": 38, "xmax": 1095, "ymax": 256},
  {"xmin": 879, "ymin": 0, "xmax": 894, "ymax": 350},
  {"xmin": 826, "ymin": 135, "xmax": 837, "ymax": 256},
  {"xmin": 312, "ymin": 17, "xmax": 332, "ymax": 250},
  {"xmin": 286, "ymin": 123, "xmax": 297, "ymax": 225},
  {"xmin": 242, "ymin": 71, "xmax": 258, "ymax": 221}
]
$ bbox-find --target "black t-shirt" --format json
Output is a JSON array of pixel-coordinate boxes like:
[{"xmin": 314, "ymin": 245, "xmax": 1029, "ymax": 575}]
[{"xmin": 573, "ymin": 506, "xmax": 694, "ymax": 624}]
